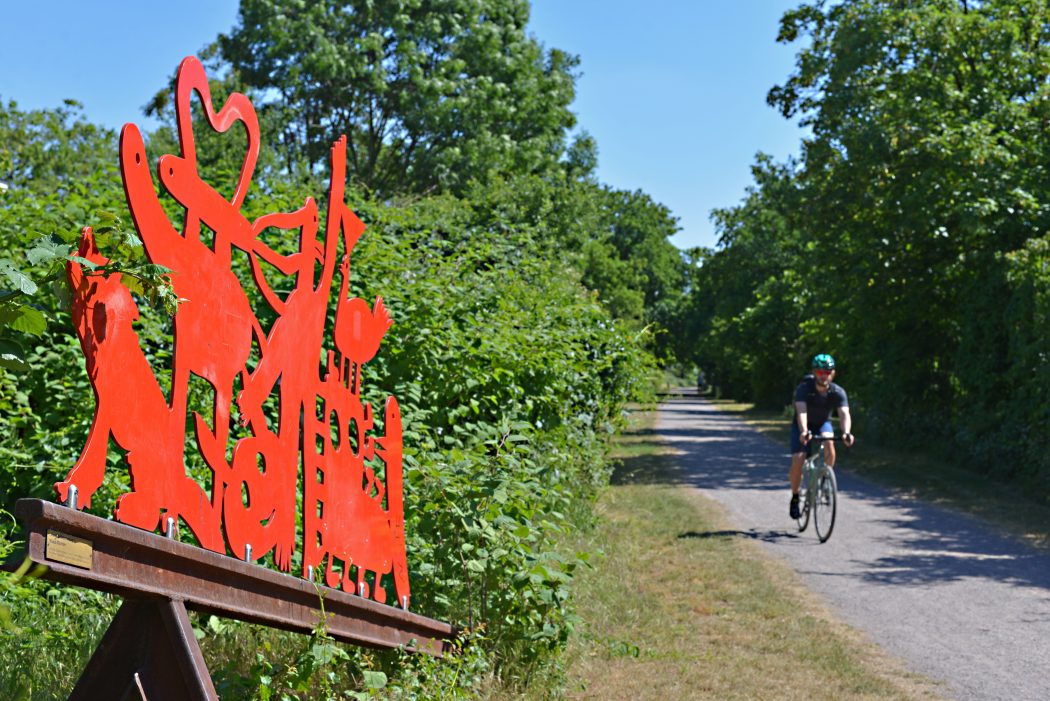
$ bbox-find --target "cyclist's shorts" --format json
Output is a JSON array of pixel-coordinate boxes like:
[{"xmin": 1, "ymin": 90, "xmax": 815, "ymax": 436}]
[{"xmin": 790, "ymin": 421, "xmax": 833, "ymax": 455}]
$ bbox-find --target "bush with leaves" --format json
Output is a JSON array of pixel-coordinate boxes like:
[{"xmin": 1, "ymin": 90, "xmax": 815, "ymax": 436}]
[
  {"xmin": 347, "ymin": 190, "xmax": 650, "ymax": 686},
  {"xmin": 0, "ymin": 94, "xmax": 653, "ymax": 698}
]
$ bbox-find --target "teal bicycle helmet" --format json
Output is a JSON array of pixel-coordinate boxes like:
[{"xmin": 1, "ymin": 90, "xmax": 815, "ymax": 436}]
[{"xmin": 812, "ymin": 353, "xmax": 836, "ymax": 370}]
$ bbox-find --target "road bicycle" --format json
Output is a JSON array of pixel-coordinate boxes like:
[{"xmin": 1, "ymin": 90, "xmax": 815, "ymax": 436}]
[{"xmin": 795, "ymin": 434, "xmax": 839, "ymax": 542}]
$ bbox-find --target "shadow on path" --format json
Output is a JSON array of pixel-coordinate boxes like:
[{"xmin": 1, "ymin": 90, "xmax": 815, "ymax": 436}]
[{"xmin": 678, "ymin": 529, "xmax": 802, "ymax": 543}]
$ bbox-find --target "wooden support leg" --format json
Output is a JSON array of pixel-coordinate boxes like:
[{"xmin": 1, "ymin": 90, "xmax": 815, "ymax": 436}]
[{"xmin": 69, "ymin": 597, "xmax": 217, "ymax": 701}]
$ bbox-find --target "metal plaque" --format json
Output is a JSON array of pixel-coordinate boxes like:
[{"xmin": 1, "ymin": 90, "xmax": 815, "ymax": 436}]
[{"xmin": 46, "ymin": 530, "xmax": 93, "ymax": 570}]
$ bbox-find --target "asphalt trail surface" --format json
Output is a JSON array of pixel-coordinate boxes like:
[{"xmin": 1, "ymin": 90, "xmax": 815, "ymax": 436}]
[{"xmin": 654, "ymin": 397, "xmax": 1050, "ymax": 701}]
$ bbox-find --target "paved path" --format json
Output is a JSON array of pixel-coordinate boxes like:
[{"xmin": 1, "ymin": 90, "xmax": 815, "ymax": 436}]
[{"xmin": 656, "ymin": 397, "xmax": 1050, "ymax": 701}]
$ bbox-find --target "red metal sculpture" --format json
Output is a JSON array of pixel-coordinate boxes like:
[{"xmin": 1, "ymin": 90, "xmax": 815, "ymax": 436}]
[{"xmin": 54, "ymin": 56, "xmax": 410, "ymax": 609}]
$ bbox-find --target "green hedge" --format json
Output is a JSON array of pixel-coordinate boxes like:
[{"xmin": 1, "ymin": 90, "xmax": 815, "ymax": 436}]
[{"xmin": 0, "ymin": 101, "xmax": 653, "ymax": 698}]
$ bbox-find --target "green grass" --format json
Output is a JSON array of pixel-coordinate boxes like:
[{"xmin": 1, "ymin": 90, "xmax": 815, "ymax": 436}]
[
  {"xmin": 707, "ymin": 398, "xmax": 1050, "ymax": 550},
  {"xmin": 557, "ymin": 409, "xmax": 944, "ymax": 701}
]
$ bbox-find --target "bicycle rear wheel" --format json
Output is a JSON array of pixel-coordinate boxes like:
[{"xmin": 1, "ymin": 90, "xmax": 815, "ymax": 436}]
[{"xmin": 813, "ymin": 467, "xmax": 838, "ymax": 542}]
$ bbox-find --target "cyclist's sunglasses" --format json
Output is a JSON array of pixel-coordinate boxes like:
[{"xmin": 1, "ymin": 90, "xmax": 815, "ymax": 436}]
[{"xmin": 814, "ymin": 369, "xmax": 833, "ymax": 377}]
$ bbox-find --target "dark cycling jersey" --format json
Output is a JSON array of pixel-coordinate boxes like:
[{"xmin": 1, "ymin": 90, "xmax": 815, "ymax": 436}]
[{"xmin": 793, "ymin": 375, "xmax": 848, "ymax": 429}]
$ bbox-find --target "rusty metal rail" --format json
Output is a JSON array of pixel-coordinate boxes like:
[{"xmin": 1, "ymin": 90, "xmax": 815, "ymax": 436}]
[{"xmin": 15, "ymin": 499, "xmax": 454, "ymax": 655}]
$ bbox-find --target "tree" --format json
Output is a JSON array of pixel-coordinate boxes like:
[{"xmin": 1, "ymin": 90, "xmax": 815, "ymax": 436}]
[
  {"xmin": 767, "ymin": 0, "xmax": 1050, "ymax": 436},
  {"xmin": 692, "ymin": 155, "xmax": 807, "ymax": 405},
  {"xmin": 575, "ymin": 187, "xmax": 686, "ymax": 360},
  {"xmin": 220, "ymin": 0, "xmax": 579, "ymax": 195},
  {"xmin": 0, "ymin": 99, "xmax": 117, "ymax": 196}
]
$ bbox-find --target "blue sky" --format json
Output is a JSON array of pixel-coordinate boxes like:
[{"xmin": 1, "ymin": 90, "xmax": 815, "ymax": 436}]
[{"xmin": 0, "ymin": 1, "xmax": 806, "ymax": 250}]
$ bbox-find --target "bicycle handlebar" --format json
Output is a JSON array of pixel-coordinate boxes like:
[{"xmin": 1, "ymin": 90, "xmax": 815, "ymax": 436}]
[{"xmin": 804, "ymin": 433, "xmax": 851, "ymax": 443}]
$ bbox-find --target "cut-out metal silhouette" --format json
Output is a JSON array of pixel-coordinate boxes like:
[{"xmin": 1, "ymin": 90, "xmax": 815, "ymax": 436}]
[{"xmin": 54, "ymin": 55, "xmax": 410, "ymax": 610}]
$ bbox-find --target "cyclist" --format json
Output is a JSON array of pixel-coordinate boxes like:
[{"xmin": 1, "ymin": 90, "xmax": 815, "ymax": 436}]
[{"xmin": 789, "ymin": 354, "xmax": 855, "ymax": 519}]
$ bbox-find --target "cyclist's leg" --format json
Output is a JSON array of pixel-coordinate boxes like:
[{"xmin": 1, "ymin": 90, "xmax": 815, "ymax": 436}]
[
  {"xmin": 817, "ymin": 420, "xmax": 836, "ymax": 467},
  {"xmin": 789, "ymin": 424, "xmax": 808, "ymax": 518},
  {"xmin": 790, "ymin": 453, "xmax": 806, "ymax": 493},
  {"xmin": 789, "ymin": 423, "xmax": 808, "ymax": 492}
]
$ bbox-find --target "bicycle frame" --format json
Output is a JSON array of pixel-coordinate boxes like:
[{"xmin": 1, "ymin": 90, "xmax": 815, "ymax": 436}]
[
  {"xmin": 796, "ymin": 435, "xmax": 839, "ymax": 542},
  {"xmin": 802, "ymin": 440, "xmax": 828, "ymax": 494}
]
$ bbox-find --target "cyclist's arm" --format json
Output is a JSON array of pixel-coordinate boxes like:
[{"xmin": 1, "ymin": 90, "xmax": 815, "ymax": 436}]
[
  {"xmin": 839, "ymin": 407, "xmax": 855, "ymax": 446},
  {"xmin": 795, "ymin": 401, "xmax": 810, "ymax": 441}
]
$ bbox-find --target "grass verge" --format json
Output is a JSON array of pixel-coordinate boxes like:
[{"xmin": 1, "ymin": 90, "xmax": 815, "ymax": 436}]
[
  {"xmin": 706, "ymin": 398, "xmax": 1050, "ymax": 550},
  {"xmin": 559, "ymin": 408, "xmax": 945, "ymax": 701}
]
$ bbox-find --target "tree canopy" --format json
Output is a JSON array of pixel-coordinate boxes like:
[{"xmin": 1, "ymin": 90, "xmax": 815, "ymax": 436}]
[
  {"xmin": 691, "ymin": 0, "xmax": 1050, "ymax": 487},
  {"xmin": 219, "ymin": 0, "xmax": 580, "ymax": 195}
]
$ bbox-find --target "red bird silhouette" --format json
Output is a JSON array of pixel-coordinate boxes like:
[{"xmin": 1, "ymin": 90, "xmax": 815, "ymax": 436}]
[{"xmin": 334, "ymin": 257, "xmax": 393, "ymax": 394}]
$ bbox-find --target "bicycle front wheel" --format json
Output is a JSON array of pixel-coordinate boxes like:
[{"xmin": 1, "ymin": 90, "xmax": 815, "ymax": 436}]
[
  {"xmin": 813, "ymin": 467, "xmax": 838, "ymax": 543},
  {"xmin": 796, "ymin": 484, "xmax": 810, "ymax": 532}
]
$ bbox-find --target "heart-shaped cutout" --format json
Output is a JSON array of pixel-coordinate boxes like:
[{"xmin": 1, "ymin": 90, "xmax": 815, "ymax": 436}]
[{"xmin": 173, "ymin": 56, "xmax": 259, "ymax": 211}]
